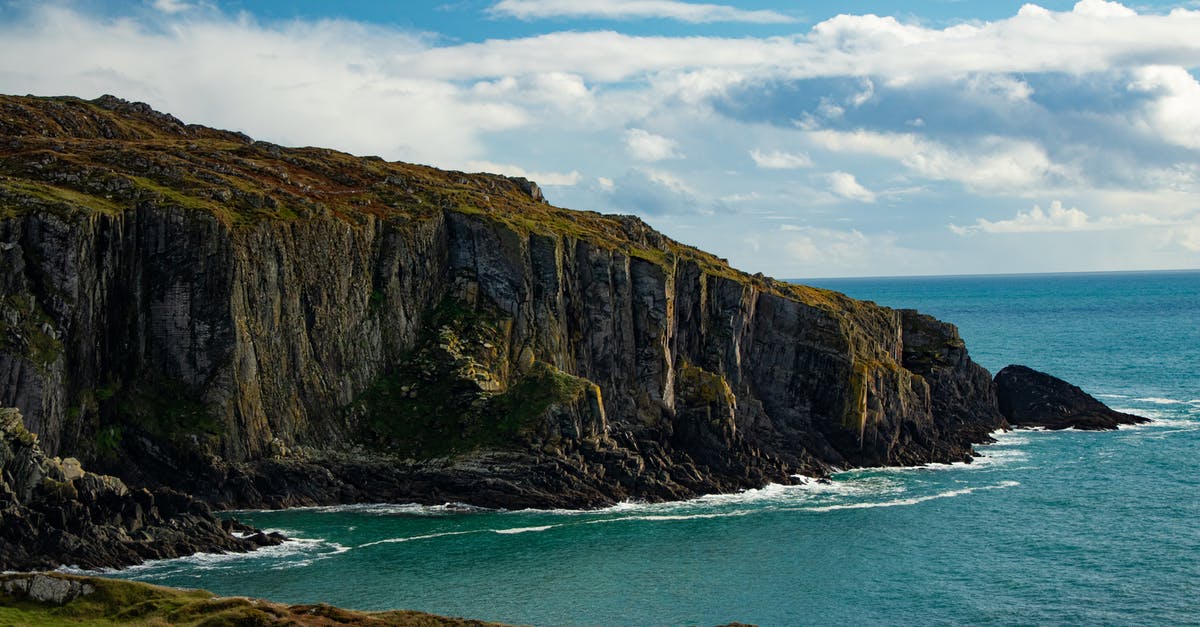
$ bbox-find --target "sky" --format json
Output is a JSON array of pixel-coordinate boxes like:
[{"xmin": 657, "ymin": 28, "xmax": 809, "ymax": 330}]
[{"xmin": 2, "ymin": 1, "xmax": 1200, "ymax": 277}]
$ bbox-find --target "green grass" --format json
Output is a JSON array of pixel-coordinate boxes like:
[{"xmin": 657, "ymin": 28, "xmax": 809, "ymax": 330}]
[
  {"xmin": 0, "ymin": 295, "xmax": 64, "ymax": 374},
  {"xmin": 0, "ymin": 573, "xmax": 510, "ymax": 626},
  {"xmin": 359, "ymin": 299, "xmax": 591, "ymax": 458}
]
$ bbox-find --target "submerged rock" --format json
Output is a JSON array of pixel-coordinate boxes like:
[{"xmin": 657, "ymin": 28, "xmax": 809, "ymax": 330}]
[{"xmin": 994, "ymin": 365, "xmax": 1149, "ymax": 430}]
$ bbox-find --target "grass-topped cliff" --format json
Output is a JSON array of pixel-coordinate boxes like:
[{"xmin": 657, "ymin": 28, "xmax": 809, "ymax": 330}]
[
  {"xmin": 1, "ymin": 94, "xmax": 1006, "ymax": 524},
  {"xmin": 0, "ymin": 94, "xmax": 838, "ymax": 305}
]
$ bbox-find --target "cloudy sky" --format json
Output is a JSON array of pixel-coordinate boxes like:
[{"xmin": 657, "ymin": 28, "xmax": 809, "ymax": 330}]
[{"xmin": 2, "ymin": 0, "xmax": 1199, "ymax": 277}]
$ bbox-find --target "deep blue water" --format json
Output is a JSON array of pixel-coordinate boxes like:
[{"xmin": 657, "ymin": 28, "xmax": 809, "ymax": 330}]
[{"xmin": 101, "ymin": 271, "xmax": 1200, "ymax": 626}]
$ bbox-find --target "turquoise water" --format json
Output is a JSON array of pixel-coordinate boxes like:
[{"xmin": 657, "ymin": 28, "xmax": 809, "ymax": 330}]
[{"xmin": 104, "ymin": 271, "xmax": 1200, "ymax": 626}]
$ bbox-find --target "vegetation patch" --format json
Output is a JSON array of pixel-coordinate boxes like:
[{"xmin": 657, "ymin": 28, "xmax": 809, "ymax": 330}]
[
  {"xmin": 0, "ymin": 295, "xmax": 64, "ymax": 374},
  {"xmin": 0, "ymin": 573, "xmax": 508, "ymax": 626},
  {"xmin": 358, "ymin": 299, "xmax": 588, "ymax": 458}
]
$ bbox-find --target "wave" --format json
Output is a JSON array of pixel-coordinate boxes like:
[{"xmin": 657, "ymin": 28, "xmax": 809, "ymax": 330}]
[
  {"xmin": 796, "ymin": 481, "xmax": 1020, "ymax": 513},
  {"xmin": 1134, "ymin": 397, "xmax": 1187, "ymax": 405},
  {"xmin": 357, "ymin": 530, "xmax": 478, "ymax": 548},
  {"xmin": 1096, "ymin": 393, "xmax": 1130, "ymax": 399},
  {"xmin": 61, "ymin": 536, "xmax": 348, "ymax": 577},
  {"xmin": 493, "ymin": 525, "xmax": 557, "ymax": 534},
  {"xmin": 246, "ymin": 502, "xmax": 492, "ymax": 517}
]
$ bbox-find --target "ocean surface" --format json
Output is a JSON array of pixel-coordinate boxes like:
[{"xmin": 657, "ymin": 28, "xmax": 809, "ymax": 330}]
[{"xmin": 102, "ymin": 270, "xmax": 1199, "ymax": 626}]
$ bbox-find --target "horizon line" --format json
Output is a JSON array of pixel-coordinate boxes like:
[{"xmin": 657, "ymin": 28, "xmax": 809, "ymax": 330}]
[{"xmin": 790, "ymin": 267, "xmax": 1200, "ymax": 282}]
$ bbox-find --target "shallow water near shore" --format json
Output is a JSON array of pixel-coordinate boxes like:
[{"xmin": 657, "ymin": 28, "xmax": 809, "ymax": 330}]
[{"xmin": 103, "ymin": 270, "xmax": 1200, "ymax": 626}]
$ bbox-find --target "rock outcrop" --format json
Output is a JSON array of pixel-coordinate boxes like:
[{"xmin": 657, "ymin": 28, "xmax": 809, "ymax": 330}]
[
  {"xmin": 994, "ymin": 365, "xmax": 1148, "ymax": 430},
  {"xmin": 0, "ymin": 407, "xmax": 282, "ymax": 571},
  {"xmin": 0, "ymin": 94, "xmax": 1013, "ymax": 512}
]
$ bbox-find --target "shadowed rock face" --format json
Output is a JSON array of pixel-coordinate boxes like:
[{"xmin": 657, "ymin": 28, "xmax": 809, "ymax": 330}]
[
  {"xmin": 1, "ymin": 94, "xmax": 1012, "ymax": 510},
  {"xmin": 994, "ymin": 365, "xmax": 1149, "ymax": 430},
  {"xmin": 0, "ymin": 408, "xmax": 282, "ymax": 572}
]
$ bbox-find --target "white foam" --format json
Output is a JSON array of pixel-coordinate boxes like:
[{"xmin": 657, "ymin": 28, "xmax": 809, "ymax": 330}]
[
  {"xmin": 61, "ymin": 536, "xmax": 342, "ymax": 576},
  {"xmin": 493, "ymin": 525, "xmax": 556, "ymax": 534},
  {"xmin": 586, "ymin": 509, "xmax": 755, "ymax": 524},
  {"xmin": 1096, "ymin": 393, "xmax": 1130, "ymax": 399},
  {"xmin": 357, "ymin": 530, "xmax": 477, "ymax": 548},
  {"xmin": 1134, "ymin": 397, "xmax": 1185, "ymax": 405},
  {"xmin": 273, "ymin": 502, "xmax": 490, "ymax": 516},
  {"xmin": 796, "ymin": 481, "xmax": 1020, "ymax": 512}
]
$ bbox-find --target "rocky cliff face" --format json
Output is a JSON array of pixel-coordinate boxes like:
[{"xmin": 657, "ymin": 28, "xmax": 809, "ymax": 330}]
[{"xmin": 1, "ymin": 95, "xmax": 1008, "ymax": 509}]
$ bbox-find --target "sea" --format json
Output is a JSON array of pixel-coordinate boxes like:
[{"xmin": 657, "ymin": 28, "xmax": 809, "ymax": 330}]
[{"xmin": 100, "ymin": 270, "xmax": 1199, "ymax": 626}]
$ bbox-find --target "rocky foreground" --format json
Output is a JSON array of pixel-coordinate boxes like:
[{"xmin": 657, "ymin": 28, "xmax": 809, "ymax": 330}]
[
  {"xmin": 1, "ymin": 407, "xmax": 282, "ymax": 572},
  {"xmin": 0, "ymin": 572, "xmax": 511, "ymax": 626}
]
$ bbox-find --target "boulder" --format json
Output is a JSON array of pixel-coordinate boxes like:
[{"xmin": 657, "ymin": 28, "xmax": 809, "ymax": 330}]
[{"xmin": 994, "ymin": 365, "xmax": 1149, "ymax": 430}]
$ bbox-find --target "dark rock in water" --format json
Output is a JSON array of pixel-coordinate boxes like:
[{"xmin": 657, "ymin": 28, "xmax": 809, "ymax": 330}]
[
  {"xmin": 994, "ymin": 365, "xmax": 1149, "ymax": 430},
  {"xmin": 0, "ymin": 407, "xmax": 283, "ymax": 572}
]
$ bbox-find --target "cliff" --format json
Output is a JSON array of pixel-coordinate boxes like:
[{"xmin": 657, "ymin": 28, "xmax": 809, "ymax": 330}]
[{"xmin": 1, "ymin": 94, "xmax": 1008, "ymax": 511}]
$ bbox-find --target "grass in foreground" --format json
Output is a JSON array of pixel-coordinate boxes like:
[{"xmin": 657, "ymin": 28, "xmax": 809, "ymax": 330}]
[{"xmin": 0, "ymin": 573, "xmax": 513, "ymax": 626}]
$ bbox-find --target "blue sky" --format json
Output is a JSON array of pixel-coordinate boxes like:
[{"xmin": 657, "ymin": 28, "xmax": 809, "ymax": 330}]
[{"xmin": 2, "ymin": 0, "xmax": 1200, "ymax": 277}]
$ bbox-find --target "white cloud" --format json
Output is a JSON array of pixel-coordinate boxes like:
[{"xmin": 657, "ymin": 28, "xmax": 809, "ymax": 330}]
[
  {"xmin": 0, "ymin": 7, "xmax": 529, "ymax": 166},
  {"xmin": 749, "ymin": 149, "xmax": 812, "ymax": 169},
  {"xmin": 950, "ymin": 200, "xmax": 1169, "ymax": 234},
  {"xmin": 624, "ymin": 129, "xmax": 683, "ymax": 161},
  {"xmin": 150, "ymin": 0, "xmax": 193, "ymax": 14},
  {"xmin": 1071, "ymin": 0, "xmax": 1138, "ymax": 18},
  {"xmin": 772, "ymin": 225, "xmax": 943, "ymax": 277},
  {"xmin": 464, "ymin": 160, "xmax": 582, "ymax": 186},
  {"xmin": 1179, "ymin": 223, "xmax": 1200, "ymax": 251},
  {"xmin": 826, "ymin": 172, "xmax": 876, "ymax": 203},
  {"xmin": 1127, "ymin": 65, "xmax": 1200, "ymax": 151},
  {"xmin": 807, "ymin": 130, "xmax": 1063, "ymax": 191},
  {"xmin": 395, "ymin": 3, "xmax": 1200, "ymax": 84},
  {"xmin": 489, "ymin": 0, "xmax": 796, "ymax": 24}
]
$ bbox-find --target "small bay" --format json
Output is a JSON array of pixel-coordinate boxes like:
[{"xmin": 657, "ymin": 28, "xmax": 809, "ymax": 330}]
[{"xmin": 103, "ymin": 271, "xmax": 1200, "ymax": 626}]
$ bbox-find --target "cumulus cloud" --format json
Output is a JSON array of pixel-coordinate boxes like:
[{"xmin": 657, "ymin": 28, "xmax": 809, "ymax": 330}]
[
  {"xmin": 1179, "ymin": 223, "xmax": 1200, "ymax": 252},
  {"xmin": 749, "ymin": 149, "xmax": 812, "ymax": 169},
  {"xmin": 150, "ymin": 0, "xmax": 194, "ymax": 14},
  {"xmin": 771, "ymin": 225, "xmax": 944, "ymax": 277},
  {"xmin": 624, "ymin": 129, "xmax": 684, "ymax": 161},
  {"xmin": 489, "ymin": 0, "xmax": 796, "ymax": 24},
  {"xmin": 807, "ymin": 130, "xmax": 1064, "ymax": 191},
  {"xmin": 392, "ymin": 3, "xmax": 1200, "ymax": 84},
  {"xmin": 604, "ymin": 168, "xmax": 710, "ymax": 214},
  {"xmin": 0, "ymin": 7, "xmax": 526, "ymax": 165},
  {"xmin": 464, "ymin": 161, "xmax": 582, "ymax": 186},
  {"xmin": 1127, "ymin": 65, "xmax": 1200, "ymax": 151},
  {"xmin": 950, "ymin": 200, "xmax": 1169, "ymax": 234},
  {"xmin": 826, "ymin": 172, "xmax": 876, "ymax": 203}
]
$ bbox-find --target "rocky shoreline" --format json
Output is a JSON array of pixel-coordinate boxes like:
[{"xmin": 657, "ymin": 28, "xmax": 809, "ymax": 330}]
[{"xmin": 1, "ymin": 408, "xmax": 282, "ymax": 573}]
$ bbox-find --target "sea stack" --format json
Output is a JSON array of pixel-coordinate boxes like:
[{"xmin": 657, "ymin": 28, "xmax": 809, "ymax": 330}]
[{"xmin": 994, "ymin": 365, "xmax": 1149, "ymax": 430}]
